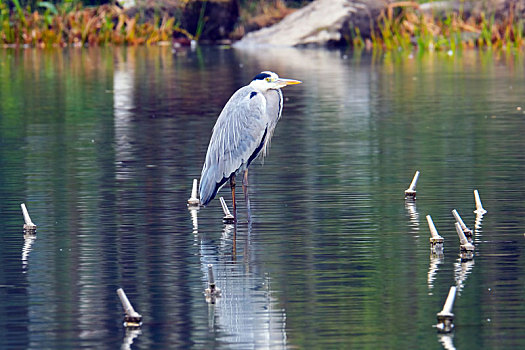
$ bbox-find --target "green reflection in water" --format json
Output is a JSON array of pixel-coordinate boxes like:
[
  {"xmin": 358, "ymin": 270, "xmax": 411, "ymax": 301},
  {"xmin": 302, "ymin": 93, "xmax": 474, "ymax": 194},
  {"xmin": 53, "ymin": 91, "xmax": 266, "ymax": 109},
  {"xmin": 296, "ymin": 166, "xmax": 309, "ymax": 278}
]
[{"xmin": 0, "ymin": 46, "xmax": 524, "ymax": 349}]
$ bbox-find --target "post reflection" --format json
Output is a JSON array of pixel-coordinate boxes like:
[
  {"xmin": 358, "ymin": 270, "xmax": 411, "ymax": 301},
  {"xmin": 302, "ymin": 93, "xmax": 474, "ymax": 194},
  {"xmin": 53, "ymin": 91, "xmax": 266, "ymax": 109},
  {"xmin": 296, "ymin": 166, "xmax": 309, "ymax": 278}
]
[
  {"xmin": 21, "ymin": 233, "xmax": 36, "ymax": 273},
  {"xmin": 208, "ymin": 301, "xmax": 216, "ymax": 330},
  {"xmin": 438, "ymin": 333, "xmax": 456, "ymax": 350},
  {"xmin": 405, "ymin": 200, "xmax": 420, "ymax": 235},
  {"xmin": 474, "ymin": 213, "xmax": 484, "ymax": 243},
  {"xmin": 221, "ymin": 223, "xmax": 236, "ymax": 260},
  {"xmin": 120, "ymin": 328, "xmax": 142, "ymax": 350},
  {"xmin": 189, "ymin": 207, "xmax": 199, "ymax": 236},
  {"xmin": 428, "ymin": 249, "xmax": 444, "ymax": 294},
  {"xmin": 454, "ymin": 258, "xmax": 475, "ymax": 295}
]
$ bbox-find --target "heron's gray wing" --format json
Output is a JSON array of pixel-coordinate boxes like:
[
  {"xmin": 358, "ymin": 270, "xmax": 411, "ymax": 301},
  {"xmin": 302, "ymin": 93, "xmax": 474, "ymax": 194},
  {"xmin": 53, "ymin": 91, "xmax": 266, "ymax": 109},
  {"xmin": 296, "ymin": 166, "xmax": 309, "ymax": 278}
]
[{"xmin": 199, "ymin": 86, "xmax": 268, "ymax": 205}]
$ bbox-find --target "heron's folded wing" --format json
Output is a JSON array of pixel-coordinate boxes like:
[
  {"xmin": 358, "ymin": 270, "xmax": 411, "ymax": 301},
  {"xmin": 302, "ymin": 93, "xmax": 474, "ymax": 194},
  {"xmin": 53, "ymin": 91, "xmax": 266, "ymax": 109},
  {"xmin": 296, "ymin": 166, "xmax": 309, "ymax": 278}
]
[{"xmin": 199, "ymin": 87, "xmax": 268, "ymax": 205}]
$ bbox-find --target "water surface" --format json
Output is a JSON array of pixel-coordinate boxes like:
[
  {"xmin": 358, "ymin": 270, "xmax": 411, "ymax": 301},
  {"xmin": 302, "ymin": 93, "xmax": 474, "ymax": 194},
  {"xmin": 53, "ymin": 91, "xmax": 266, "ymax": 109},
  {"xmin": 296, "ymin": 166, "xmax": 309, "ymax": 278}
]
[{"xmin": 1, "ymin": 46, "xmax": 524, "ymax": 349}]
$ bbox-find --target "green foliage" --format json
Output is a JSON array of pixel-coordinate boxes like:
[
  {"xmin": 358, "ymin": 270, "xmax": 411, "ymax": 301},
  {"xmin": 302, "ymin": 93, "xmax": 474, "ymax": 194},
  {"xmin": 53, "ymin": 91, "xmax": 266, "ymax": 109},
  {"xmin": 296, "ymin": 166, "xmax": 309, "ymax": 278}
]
[
  {"xmin": 367, "ymin": 3, "xmax": 525, "ymax": 52},
  {"xmin": 12, "ymin": 0, "xmax": 27, "ymax": 26},
  {"xmin": 479, "ymin": 13, "xmax": 494, "ymax": 48},
  {"xmin": 194, "ymin": 0, "xmax": 206, "ymax": 41},
  {"xmin": 351, "ymin": 25, "xmax": 364, "ymax": 48},
  {"xmin": 38, "ymin": 1, "xmax": 58, "ymax": 15}
]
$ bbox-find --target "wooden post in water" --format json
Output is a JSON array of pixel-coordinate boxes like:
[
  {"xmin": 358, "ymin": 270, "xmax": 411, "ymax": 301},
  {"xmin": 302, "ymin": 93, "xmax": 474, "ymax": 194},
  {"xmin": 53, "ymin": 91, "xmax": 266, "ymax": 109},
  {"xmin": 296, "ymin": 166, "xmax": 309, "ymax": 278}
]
[
  {"xmin": 219, "ymin": 197, "xmax": 235, "ymax": 223},
  {"xmin": 426, "ymin": 215, "xmax": 444, "ymax": 249},
  {"xmin": 455, "ymin": 222, "xmax": 475, "ymax": 260},
  {"xmin": 187, "ymin": 179, "xmax": 200, "ymax": 207},
  {"xmin": 117, "ymin": 288, "xmax": 142, "ymax": 327},
  {"xmin": 436, "ymin": 286, "xmax": 457, "ymax": 333},
  {"xmin": 21, "ymin": 203, "xmax": 37, "ymax": 232},
  {"xmin": 452, "ymin": 209, "xmax": 473, "ymax": 242},
  {"xmin": 473, "ymin": 190, "xmax": 487, "ymax": 215},
  {"xmin": 404, "ymin": 171, "xmax": 420, "ymax": 200},
  {"xmin": 205, "ymin": 264, "xmax": 221, "ymax": 302}
]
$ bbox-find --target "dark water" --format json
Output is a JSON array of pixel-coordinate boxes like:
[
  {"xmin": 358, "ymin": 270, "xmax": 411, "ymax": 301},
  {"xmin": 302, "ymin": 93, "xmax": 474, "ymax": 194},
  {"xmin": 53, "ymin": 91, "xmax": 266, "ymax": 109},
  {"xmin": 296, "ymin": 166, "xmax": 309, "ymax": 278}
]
[{"xmin": 1, "ymin": 46, "xmax": 524, "ymax": 349}]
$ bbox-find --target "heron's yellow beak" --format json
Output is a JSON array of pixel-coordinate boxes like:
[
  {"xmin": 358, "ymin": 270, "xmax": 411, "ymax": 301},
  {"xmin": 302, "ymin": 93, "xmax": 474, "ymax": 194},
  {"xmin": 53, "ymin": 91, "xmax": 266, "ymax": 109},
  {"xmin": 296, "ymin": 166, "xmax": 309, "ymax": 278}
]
[{"xmin": 276, "ymin": 78, "xmax": 302, "ymax": 87}]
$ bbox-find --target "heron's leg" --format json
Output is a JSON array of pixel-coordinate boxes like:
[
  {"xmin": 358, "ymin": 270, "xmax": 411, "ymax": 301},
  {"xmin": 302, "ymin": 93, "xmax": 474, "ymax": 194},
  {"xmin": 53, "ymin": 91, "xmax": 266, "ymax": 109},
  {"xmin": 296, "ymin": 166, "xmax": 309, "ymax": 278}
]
[
  {"xmin": 230, "ymin": 175, "xmax": 237, "ymax": 221},
  {"xmin": 242, "ymin": 170, "xmax": 251, "ymax": 221},
  {"xmin": 243, "ymin": 169, "xmax": 249, "ymax": 186}
]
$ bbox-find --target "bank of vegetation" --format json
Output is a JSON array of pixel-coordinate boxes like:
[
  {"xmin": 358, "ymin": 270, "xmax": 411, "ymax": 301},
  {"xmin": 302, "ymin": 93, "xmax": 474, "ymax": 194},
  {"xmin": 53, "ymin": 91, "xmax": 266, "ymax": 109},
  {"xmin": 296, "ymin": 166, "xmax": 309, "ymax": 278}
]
[
  {"xmin": 361, "ymin": 1, "xmax": 525, "ymax": 51},
  {"xmin": 0, "ymin": 0, "xmax": 524, "ymax": 50},
  {"xmin": 0, "ymin": 0, "xmax": 218, "ymax": 46}
]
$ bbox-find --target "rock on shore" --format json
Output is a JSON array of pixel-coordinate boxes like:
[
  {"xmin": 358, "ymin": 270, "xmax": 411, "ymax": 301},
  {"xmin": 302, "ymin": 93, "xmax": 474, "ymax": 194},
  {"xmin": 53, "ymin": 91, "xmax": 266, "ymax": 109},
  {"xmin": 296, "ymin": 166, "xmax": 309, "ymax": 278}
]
[{"xmin": 234, "ymin": 0, "xmax": 382, "ymax": 47}]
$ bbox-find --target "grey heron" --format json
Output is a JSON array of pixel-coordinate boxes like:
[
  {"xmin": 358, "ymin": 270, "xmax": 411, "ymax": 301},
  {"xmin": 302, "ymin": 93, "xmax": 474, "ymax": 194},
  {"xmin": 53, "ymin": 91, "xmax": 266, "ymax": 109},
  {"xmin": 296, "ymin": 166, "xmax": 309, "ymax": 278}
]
[{"xmin": 199, "ymin": 71, "xmax": 302, "ymax": 219}]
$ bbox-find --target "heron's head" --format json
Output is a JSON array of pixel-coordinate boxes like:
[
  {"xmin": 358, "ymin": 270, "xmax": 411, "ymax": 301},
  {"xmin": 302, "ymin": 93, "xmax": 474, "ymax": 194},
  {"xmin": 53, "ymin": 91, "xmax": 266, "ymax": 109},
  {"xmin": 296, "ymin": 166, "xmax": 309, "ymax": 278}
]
[{"xmin": 249, "ymin": 71, "xmax": 301, "ymax": 92}]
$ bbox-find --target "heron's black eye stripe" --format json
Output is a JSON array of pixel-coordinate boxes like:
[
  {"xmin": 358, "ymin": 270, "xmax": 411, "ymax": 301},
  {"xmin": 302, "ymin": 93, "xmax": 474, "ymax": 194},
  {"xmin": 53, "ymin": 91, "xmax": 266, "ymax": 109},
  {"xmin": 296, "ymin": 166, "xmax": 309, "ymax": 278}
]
[
  {"xmin": 250, "ymin": 91, "xmax": 257, "ymax": 99},
  {"xmin": 253, "ymin": 73, "xmax": 271, "ymax": 81}
]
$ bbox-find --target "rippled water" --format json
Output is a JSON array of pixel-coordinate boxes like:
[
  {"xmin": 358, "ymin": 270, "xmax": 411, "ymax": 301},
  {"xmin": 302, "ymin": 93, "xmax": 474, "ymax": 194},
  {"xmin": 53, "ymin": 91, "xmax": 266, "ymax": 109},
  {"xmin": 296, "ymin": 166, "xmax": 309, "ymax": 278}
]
[{"xmin": 1, "ymin": 46, "xmax": 525, "ymax": 349}]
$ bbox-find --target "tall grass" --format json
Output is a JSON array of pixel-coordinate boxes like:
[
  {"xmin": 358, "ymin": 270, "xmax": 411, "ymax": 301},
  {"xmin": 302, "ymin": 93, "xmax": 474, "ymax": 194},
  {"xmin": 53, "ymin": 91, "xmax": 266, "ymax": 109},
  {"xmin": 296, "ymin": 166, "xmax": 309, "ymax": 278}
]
[
  {"xmin": 0, "ymin": 1, "xmax": 201, "ymax": 47},
  {"xmin": 366, "ymin": 1, "xmax": 525, "ymax": 51}
]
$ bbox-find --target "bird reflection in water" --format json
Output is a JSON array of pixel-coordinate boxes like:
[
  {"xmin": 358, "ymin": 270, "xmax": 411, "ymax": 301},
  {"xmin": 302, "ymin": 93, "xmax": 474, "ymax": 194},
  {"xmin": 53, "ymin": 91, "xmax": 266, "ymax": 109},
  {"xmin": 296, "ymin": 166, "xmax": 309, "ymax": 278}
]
[{"xmin": 190, "ymin": 200, "xmax": 287, "ymax": 347}]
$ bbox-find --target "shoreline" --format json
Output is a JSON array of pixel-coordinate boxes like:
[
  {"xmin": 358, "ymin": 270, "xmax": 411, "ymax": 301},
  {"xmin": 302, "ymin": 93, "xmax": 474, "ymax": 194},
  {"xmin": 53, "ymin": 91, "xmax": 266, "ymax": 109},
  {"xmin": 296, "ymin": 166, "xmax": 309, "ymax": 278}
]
[{"xmin": 1, "ymin": 1, "xmax": 524, "ymax": 51}]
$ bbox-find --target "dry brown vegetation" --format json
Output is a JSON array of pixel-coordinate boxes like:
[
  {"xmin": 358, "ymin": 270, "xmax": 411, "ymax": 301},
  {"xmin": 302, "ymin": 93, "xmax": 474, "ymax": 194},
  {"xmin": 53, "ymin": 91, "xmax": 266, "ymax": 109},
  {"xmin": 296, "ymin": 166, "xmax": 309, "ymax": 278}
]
[{"xmin": 1, "ymin": 0, "xmax": 524, "ymax": 50}]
